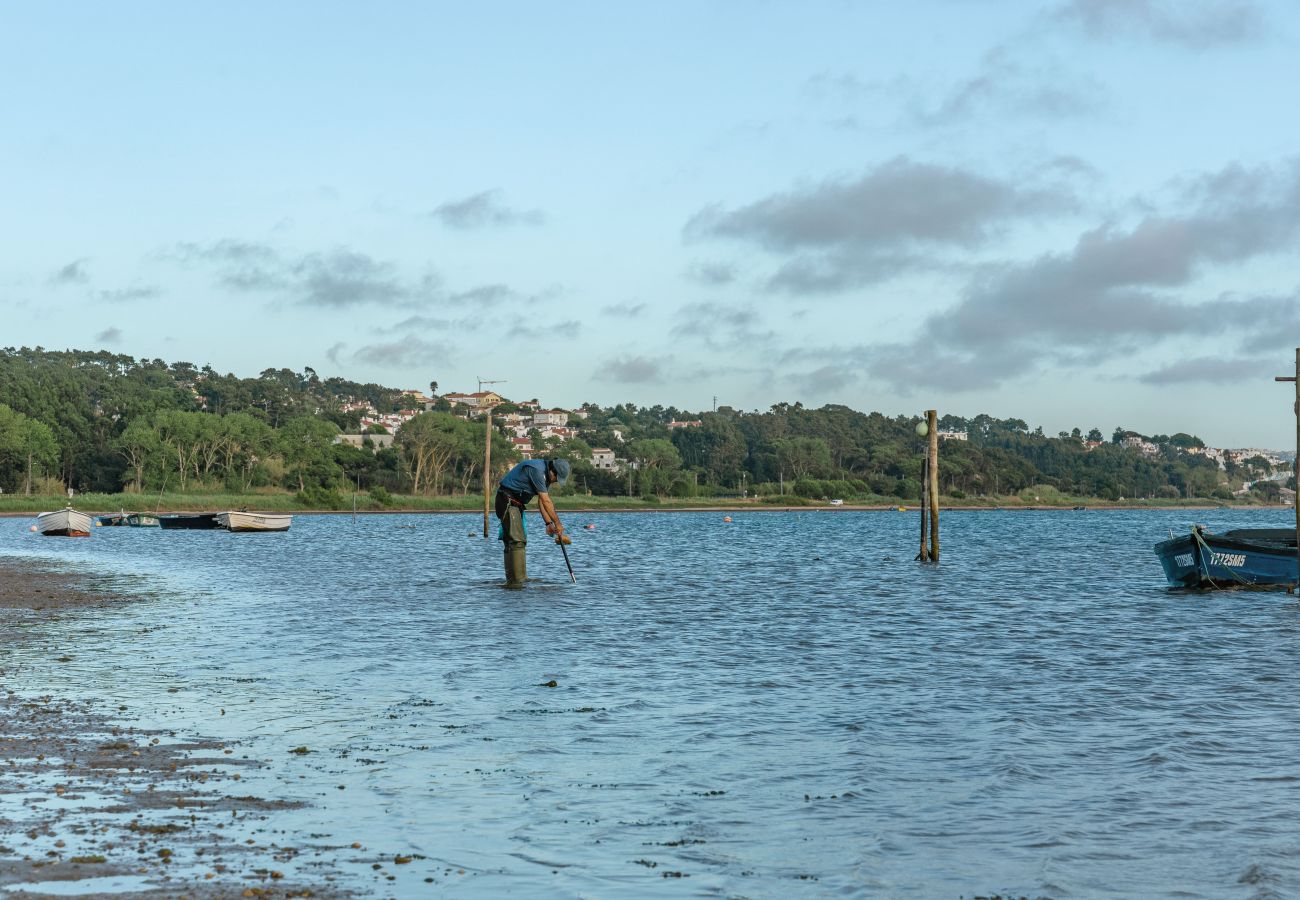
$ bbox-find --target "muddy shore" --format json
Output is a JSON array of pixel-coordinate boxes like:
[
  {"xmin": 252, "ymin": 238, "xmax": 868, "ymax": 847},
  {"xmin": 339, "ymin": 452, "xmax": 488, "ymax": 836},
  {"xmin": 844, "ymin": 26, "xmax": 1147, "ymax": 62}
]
[{"xmin": 0, "ymin": 558, "xmax": 387, "ymax": 899}]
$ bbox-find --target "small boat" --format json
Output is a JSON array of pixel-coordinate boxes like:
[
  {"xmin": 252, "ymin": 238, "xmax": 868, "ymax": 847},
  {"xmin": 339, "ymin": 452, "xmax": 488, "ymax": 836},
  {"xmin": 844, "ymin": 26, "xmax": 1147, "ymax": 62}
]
[
  {"xmin": 217, "ymin": 511, "xmax": 292, "ymax": 533},
  {"xmin": 125, "ymin": 513, "xmax": 160, "ymax": 527},
  {"xmin": 97, "ymin": 511, "xmax": 129, "ymax": 527},
  {"xmin": 1154, "ymin": 526, "xmax": 1297, "ymax": 589},
  {"xmin": 159, "ymin": 513, "xmax": 222, "ymax": 530},
  {"xmin": 36, "ymin": 506, "xmax": 94, "ymax": 537}
]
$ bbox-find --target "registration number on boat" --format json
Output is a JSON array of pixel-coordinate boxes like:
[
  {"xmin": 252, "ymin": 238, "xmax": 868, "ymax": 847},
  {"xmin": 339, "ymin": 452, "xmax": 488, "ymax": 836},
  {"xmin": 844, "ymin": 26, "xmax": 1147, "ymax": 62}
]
[
  {"xmin": 1210, "ymin": 552, "xmax": 1246, "ymax": 568},
  {"xmin": 1174, "ymin": 553, "xmax": 1194, "ymax": 567}
]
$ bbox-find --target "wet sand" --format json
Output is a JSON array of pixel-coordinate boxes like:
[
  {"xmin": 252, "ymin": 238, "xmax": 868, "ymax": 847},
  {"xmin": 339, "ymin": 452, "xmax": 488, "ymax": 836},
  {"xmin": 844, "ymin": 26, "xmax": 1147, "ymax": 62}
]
[{"xmin": 0, "ymin": 558, "xmax": 359, "ymax": 898}]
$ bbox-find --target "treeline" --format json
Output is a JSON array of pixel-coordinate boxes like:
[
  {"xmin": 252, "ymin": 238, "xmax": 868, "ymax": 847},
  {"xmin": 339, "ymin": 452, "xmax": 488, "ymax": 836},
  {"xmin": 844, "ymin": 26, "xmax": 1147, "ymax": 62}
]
[{"xmin": 0, "ymin": 347, "xmax": 1271, "ymax": 503}]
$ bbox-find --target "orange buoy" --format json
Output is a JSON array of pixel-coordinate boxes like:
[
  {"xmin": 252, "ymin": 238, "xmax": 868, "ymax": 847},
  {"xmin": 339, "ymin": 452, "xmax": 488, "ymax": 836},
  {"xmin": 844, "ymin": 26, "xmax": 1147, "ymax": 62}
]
[
  {"xmin": 584, "ymin": 524, "xmax": 596, "ymax": 531},
  {"xmin": 723, "ymin": 516, "xmax": 733, "ymax": 523}
]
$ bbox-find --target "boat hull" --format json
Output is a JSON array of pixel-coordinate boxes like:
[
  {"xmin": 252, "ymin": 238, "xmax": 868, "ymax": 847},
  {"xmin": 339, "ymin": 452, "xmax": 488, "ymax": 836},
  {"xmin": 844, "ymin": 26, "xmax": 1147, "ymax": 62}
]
[
  {"xmin": 36, "ymin": 508, "xmax": 94, "ymax": 538},
  {"xmin": 1154, "ymin": 528, "xmax": 1298, "ymax": 589},
  {"xmin": 217, "ymin": 511, "xmax": 292, "ymax": 533},
  {"xmin": 159, "ymin": 513, "xmax": 222, "ymax": 530}
]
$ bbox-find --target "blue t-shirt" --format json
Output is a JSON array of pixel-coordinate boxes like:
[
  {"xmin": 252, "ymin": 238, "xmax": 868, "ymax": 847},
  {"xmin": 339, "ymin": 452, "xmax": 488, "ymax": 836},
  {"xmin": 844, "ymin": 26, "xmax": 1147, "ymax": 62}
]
[{"xmin": 499, "ymin": 460, "xmax": 549, "ymax": 504}]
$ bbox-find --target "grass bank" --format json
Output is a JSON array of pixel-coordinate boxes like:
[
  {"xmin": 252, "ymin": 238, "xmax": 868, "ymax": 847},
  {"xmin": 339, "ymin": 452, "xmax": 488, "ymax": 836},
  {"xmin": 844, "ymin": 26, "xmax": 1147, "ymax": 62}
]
[{"xmin": 0, "ymin": 488, "xmax": 1285, "ymax": 515}]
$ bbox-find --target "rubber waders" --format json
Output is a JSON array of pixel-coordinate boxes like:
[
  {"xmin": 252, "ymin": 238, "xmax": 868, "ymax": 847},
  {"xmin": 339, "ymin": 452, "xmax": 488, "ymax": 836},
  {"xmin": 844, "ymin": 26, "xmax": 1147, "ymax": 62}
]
[{"xmin": 504, "ymin": 545, "xmax": 528, "ymax": 585}]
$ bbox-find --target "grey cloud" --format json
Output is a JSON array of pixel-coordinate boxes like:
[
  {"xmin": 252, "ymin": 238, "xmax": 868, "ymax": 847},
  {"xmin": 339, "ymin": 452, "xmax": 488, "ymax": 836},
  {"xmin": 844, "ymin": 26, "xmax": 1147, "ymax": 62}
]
[
  {"xmin": 860, "ymin": 158, "xmax": 1300, "ymax": 390},
  {"xmin": 687, "ymin": 157, "xmax": 1076, "ymax": 293},
  {"xmin": 351, "ymin": 336, "xmax": 454, "ymax": 367},
  {"xmin": 913, "ymin": 49, "xmax": 1105, "ymax": 126},
  {"xmin": 95, "ymin": 327, "xmax": 122, "ymax": 343},
  {"xmin": 51, "ymin": 259, "xmax": 90, "ymax": 285},
  {"xmin": 325, "ymin": 342, "xmax": 347, "ymax": 365},
  {"xmin": 1054, "ymin": 0, "xmax": 1266, "ymax": 47},
  {"xmin": 430, "ymin": 190, "xmax": 545, "ymax": 230},
  {"xmin": 507, "ymin": 319, "xmax": 581, "ymax": 341},
  {"xmin": 1139, "ymin": 355, "xmax": 1276, "ymax": 385},
  {"xmin": 670, "ymin": 302, "xmax": 775, "ymax": 350},
  {"xmin": 164, "ymin": 240, "xmax": 423, "ymax": 309},
  {"xmin": 600, "ymin": 302, "xmax": 647, "ymax": 318},
  {"xmin": 789, "ymin": 364, "xmax": 859, "ymax": 395},
  {"xmin": 684, "ymin": 261, "xmax": 738, "ymax": 286},
  {"xmin": 448, "ymin": 284, "xmax": 517, "ymax": 306},
  {"xmin": 593, "ymin": 355, "xmax": 668, "ymax": 384},
  {"xmin": 98, "ymin": 286, "xmax": 160, "ymax": 303}
]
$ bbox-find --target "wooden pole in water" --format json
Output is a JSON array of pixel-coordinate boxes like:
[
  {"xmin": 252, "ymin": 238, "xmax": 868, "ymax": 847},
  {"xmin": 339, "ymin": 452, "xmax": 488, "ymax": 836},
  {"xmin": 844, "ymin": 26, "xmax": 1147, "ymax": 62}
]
[
  {"xmin": 927, "ymin": 409, "xmax": 940, "ymax": 562},
  {"xmin": 482, "ymin": 404, "xmax": 493, "ymax": 538},
  {"xmin": 1277, "ymin": 348, "xmax": 1300, "ymax": 588},
  {"xmin": 918, "ymin": 455, "xmax": 929, "ymax": 561}
]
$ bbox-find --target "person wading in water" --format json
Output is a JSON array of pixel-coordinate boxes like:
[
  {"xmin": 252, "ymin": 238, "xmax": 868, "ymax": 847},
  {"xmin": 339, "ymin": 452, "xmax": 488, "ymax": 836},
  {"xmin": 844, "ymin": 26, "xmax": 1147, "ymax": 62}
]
[{"xmin": 494, "ymin": 457, "xmax": 571, "ymax": 585}]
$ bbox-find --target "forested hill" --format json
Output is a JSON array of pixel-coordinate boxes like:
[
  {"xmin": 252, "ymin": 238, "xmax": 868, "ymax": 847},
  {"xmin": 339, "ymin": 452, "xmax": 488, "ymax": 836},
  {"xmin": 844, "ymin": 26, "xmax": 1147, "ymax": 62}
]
[{"xmin": 0, "ymin": 347, "xmax": 1279, "ymax": 503}]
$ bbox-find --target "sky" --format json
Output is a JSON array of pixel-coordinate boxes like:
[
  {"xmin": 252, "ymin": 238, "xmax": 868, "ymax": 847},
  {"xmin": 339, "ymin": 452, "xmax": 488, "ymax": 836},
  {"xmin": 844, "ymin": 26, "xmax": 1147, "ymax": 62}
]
[{"xmin": 3, "ymin": 1, "xmax": 1299, "ymax": 447}]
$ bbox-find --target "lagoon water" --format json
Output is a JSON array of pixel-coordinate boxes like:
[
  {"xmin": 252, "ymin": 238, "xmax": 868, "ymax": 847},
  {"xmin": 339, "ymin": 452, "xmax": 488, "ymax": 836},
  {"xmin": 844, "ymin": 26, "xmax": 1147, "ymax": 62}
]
[{"xmin": 5, "ymin": 508, "xmax": 1300, "ymax": 897}]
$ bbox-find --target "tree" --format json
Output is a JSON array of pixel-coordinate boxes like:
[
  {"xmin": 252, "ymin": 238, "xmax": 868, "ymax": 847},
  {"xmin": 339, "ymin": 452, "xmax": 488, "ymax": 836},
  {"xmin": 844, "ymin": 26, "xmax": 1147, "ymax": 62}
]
[
  {"xmin": 277, "ymin": 416, "xmax": 342, "ymax": 492},
  {"xmin": 114, "ymin": 418, "xmax": 161, "ymax": 493},
  {"xmin": 397, "ymin": 412, "xmax": 461, "ymax": 495},
  {"xmin": 774, "ymin": 437, "xmax": 833, "ymax": 481}
]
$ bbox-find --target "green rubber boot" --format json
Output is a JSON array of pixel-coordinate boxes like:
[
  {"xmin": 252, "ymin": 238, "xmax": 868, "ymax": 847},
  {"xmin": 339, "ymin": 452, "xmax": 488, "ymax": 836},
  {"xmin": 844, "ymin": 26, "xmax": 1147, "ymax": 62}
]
[{"xmin": 504, "ymin": 546, "xmax": 528, "ymax": 586}]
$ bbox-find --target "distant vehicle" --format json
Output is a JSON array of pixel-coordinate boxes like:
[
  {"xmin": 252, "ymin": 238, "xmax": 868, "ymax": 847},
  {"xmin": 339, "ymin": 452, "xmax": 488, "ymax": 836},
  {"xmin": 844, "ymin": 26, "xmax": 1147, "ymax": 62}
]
[
  {"xmin": 217, "ymin": 511, "xmax": 292, "ymax": 533},
  {"xmin": 159, "ymin": 513, "xmax": 222, "ymax": 530},
  {"xmin": 36, "ymin": 506, "xmax": 94, "ymax": 537},
  {"xmin": 829, "ymin": 499, "xmax": 844, "ymax": 506}
]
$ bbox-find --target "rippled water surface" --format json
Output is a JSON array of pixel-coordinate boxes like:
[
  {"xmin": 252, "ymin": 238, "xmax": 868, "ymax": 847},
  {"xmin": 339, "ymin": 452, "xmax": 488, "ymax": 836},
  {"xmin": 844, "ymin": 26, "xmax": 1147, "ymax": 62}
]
[{"xmin": 6, "ymin": 508, "xmax": 1300, "ymax": 897}]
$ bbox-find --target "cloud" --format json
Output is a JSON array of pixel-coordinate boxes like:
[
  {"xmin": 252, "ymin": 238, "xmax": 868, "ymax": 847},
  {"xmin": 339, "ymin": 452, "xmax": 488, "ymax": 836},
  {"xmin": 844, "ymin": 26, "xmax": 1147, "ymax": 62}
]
[
  {"xmin": 1053, "ymin": 0, "xmax": 1267, "ymax": 47},
  {"xmin": 95, "ymin": 327, "xmax": 122, "ymax": 343},
  {"xmin": 164, "ymin": 240, "xmax": 424, "ymax": 309},
  {"xmin": 911, "ymin": 48, "xmax": 1105, "ymax": 126},
  {"xmin": 98, "ymin": 286, "xmax": 160, "ymax": 303},
  {"xmin": 686, "ymin": 157, "xmax": 1076, "ymax": 293},
  {"xmin": 684, "ymin": 261, "xmax": 738, "ymax": 286},
  {"xmin": 600, "ymin": 301, "xmax": 647, "ymax": 318},
  {"xmin": 594, "ymin": 355, "xmax": 669, "ymax": 384},
  {"xmin": 430, "ymin": 190, "xmax": 545, "ymax": 229},
  {"xmin": 50, "ymin": 259, "xmax": 90, "ymax": 285},
  {"xmin": 1139, "ymin": 355, "xmax": 1276, "ymax": 385},
  {"xmin": 670, "ymin": 302, "xmax": 775, "ymax": 350},
  {"xmin": 350, "ymin": 335, "xmax": 454, "ymax": 367},
  {"xmin": 857, "ymin": 158, "xmax": 1300, "ymax": 390},
  {"xmin": 448, "ymin": 283, "xmax": 518, "ymax": 306},
  {"xmin": 506, "ymin": 319, "xmax": 581, "ymax": 341},
  {"xmin": 325, "ymin": 342, "xmax": 347, "ymax": 365}
]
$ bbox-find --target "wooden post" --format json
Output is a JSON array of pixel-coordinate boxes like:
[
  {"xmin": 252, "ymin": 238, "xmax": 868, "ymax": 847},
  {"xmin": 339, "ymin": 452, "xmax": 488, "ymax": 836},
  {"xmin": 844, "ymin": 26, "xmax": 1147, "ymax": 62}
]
[
  {"xmin": 482, "ymin": 405, "xmax": 493, "ymax": 538},
  {"xmin": 927, "ymin": 409, "xmax": 940, "ymax": 562},
  {"xmin": 1277, "ymin": 349, "xmax": 1300, "ymax": 587},
  {"xmin": 918, "ymin": 455, "xmax": 929, "ymax": 561}
]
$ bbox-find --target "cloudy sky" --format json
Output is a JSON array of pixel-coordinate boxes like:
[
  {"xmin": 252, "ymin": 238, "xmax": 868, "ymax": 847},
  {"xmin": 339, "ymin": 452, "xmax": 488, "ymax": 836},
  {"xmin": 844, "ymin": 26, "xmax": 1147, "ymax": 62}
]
[{"xmin": 4, "ymin": 1, "xmax": 1299, "ymax": 446}]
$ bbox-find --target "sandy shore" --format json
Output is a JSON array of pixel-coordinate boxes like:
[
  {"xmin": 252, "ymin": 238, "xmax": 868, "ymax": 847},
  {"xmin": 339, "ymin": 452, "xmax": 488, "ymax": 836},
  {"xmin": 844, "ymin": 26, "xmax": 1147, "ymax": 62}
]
[{"xmin": 0, "ymin": 558, "xmax": 361, "ymax": 898}]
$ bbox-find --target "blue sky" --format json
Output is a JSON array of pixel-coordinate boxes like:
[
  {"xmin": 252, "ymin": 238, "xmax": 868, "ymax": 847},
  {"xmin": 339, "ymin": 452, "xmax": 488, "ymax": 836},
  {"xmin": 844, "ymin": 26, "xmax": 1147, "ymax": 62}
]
[{"xmin": 3, "ymin": 1, "xmax": 1299, "ymax": 446}]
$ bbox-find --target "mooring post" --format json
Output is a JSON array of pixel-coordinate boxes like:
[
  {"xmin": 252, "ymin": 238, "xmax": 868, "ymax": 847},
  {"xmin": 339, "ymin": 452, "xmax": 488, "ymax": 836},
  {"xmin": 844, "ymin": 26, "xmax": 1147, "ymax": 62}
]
[
  {"xmin": 1274, "ymin": 350, "xmax": 1300, "ymax": 588},
  {"xmin": 482, "ymin": 404, "xmax": 493, "ymax": 538},
  {"xmin": 918, "ymin": 455, "xmax": 929, "ymax": 561},
  {"xmin": 927, "ymin": 409, "xmax": 940, "ymax": 562}
]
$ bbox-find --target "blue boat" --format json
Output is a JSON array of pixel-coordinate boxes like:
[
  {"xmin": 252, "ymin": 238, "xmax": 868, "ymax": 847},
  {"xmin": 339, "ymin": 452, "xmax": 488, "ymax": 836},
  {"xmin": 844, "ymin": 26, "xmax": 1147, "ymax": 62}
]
[{"xmin": 1154, "ymin": 526, "xmax": 1297, "ymax": 589}]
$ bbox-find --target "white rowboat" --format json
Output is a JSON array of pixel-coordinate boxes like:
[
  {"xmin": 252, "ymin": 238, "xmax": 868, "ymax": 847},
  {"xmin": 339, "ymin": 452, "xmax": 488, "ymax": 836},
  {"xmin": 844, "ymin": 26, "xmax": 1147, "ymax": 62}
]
[
  {"xmin": 36, "ymin": 507, "xmax": 94, "ymax": 537},
  {"xmin": 217, "ymin": 511, "xmax": 292, "ymax": 532}
]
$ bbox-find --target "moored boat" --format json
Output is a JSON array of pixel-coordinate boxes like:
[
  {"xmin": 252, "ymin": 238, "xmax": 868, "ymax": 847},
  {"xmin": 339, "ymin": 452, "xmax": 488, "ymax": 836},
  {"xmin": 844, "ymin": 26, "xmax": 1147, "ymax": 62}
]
[
  {"xmin": 1154, "ymin": 526, "xmax": 1297, "ymax": 589},
  {"xmin": 97, "ymin": 511, "xmax": 129, "ymax": 527},
  {"xmin": 159, "ymin": 513, "xmax": 221, "ymax": 530},
  {"xmin": 125, "ymin": 513, "xmax": 160, "ymax": 527},
  {"xmin": 36, "ymin": 506, "xmax": 95, "ymax": 537},
  {"xmin": 217, "ymin": 511, "xmax": 292, "ymax": 533}
]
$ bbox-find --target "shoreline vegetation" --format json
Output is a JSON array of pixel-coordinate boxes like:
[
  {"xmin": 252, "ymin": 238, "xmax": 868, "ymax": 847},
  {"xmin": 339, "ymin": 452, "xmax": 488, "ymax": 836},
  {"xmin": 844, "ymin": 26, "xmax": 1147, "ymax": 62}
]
[{"xmin": 0, "ymin": 489, "xmax": 1290, "ymax": 517}]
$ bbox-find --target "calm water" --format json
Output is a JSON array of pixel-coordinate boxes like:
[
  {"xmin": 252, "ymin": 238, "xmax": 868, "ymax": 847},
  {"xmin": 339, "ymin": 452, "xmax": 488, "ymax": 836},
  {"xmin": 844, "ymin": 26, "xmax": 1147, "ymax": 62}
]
[{"xmin": 4, "ymin": 508, "xmax": 1300, "ymax": 898}]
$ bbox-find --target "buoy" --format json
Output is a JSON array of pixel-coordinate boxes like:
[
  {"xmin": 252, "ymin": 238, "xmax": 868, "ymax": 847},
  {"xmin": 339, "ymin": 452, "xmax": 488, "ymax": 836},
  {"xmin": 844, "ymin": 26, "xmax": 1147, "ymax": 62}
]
[
  {"xmin": 584, "ymin": 524, "xmax": 596, "ymax": 531},
  {"xmin": 29, "ymin": 525, "xmax": 37, "ymax": 532},
  {"xmin": 723, "ymin": 516, "xmax": 733, "ymax": 523}
]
